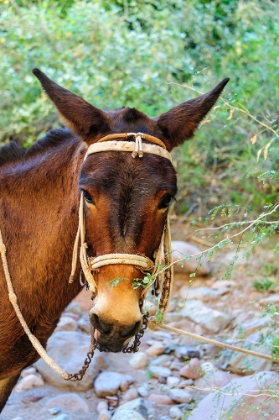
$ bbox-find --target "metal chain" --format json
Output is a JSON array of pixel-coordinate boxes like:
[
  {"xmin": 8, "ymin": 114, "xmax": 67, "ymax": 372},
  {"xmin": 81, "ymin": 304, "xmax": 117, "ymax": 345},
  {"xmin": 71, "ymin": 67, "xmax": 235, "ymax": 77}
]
[{"xmin": 122, "ymin": 312, "xmax": 149, "ymax": 353}]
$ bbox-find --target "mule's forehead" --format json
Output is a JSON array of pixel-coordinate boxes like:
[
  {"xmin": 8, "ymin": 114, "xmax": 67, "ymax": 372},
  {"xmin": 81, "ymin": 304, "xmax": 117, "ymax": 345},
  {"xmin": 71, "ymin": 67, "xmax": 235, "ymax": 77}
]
[
  {"xmin": 79, "ymin": 151, "xmax": 177, "ymax": 197},
  {"xmin": 106, "ymin": 107, "xmax": 160, "ymax": 135}
]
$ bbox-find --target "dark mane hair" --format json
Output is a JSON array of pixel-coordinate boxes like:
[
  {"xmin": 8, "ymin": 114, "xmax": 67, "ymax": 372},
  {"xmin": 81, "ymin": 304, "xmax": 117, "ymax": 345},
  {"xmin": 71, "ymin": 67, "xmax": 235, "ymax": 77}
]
[{"xmin": 0, "ymin": 128, "xmax": 73, "ymax": 168}]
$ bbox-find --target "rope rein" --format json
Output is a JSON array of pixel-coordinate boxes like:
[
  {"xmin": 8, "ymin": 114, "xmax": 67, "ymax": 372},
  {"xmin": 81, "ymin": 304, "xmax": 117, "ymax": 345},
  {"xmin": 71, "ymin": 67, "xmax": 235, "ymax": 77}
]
[{"xmin": 0, "ymin": 131, "xmax": 276, "ymax": 383}]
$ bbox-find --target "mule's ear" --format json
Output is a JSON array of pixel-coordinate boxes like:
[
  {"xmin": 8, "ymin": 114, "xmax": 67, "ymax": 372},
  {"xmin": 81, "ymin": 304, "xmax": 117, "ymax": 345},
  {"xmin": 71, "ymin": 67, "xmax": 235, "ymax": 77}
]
[
  {"xmin": 155, "ymin": 78, "xmax": 230, "ymax": 151},
  {"xmin": 32, "ymin": 68, "xmax": 110, "ymax": 143}
]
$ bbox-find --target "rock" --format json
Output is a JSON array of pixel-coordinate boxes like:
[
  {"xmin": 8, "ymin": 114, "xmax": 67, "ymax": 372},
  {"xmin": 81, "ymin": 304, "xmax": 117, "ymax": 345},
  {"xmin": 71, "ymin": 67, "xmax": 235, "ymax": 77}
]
[
  {"xmin": 195, "ymin": 368, "xmax": 231, "ymax": 395},
  {"xmin": 179, "ymin": 358, "xmax": 203, "ymax": 380},
  {"xmin": 180, "ymin": 300, "xmax": 232, "ymax": 333},
  {"xmin": 211, "ymin": 280, "xmax": 238, "ymax": 290},
  {"xmin": 149, "ymin": 354, "xmax": 170, "ymax": 366},
  {"xmin": 169, "ymin": 406, "xmax": 184, "ymax": 419},
  {"xmin": 35, "ymin": 330, "xmax": 103, "ymax": 391},
  {"xmin": 121, "ymin": 388, "xmax": 139, "ymax": 404},
  {"xmin": 65, "ymin": 301, "xmax": 83, "ymax": 317},
  {"xmin": 259, "ymin": 294, "xmax": 279, "ymax": 306},
  {"xmin": 15, "ymin": 374, "xmax": 44, "ymax": 391},
  {"xmin": 97, "ymin": 401, "xmax": 108, "ymax": 413},
  {"xmin": 219, "ymin": 332, "xmax": 272, "ymax": 375},
  {"xmin": 99, "ymin": 409, "xmax": 112, "ymax": 420},
  {"xmin": 237, "ymin": 315, "xmax": 272, "ymax": 335},
  {"xmin": 171, "ymin": 241, "xmax": 211, "ymax": 275},
  {"xmin": 46, "ymin": 393, "xmax": 89, "ymax": 413},
  {"xmin": 116, "ymin": 398, "xmax": 148, "ymax": 418},
  {"xmin": 21, "ymin": 388, "xmax": 45, "ymax": 403},
  {"xmin": 129, "ymin": 352, "xmax": 149, "ymax": 369},
  {"xmin": 45, "ymin": 415, "xmax": 69, "ymax": 420},
  {"xmin": 78, "ymin": 316, "xmax": 91, "ymax": 334},
  {"xmin": 168, "ymin": 388, "xmax": 192, "ymax": 403},
  {"xmin": 47, "ymin": 407, "xmax": 62, "ymax": 415},
  {"xmin": 11, "ymin": 417, "xmax": 24, "ymax": 420},
  {"xmin": 21, "ymin": 367, "xmax": 37, "ymax": 377},
  {"xmin": 179, "ymin": 286, "xmax": 222, "ymax": 301},
  {"xmin": 167, "ymin": 376, "xmax": 180, "ymax": 387},
  {"xmin": 55, "ymin": 315, "xmax": 78, "ymax": 331},
  {"xmin": 145, "ymin": 341, "xmax": 166, "ymax": 356},
  {"xmin": 148, "ymin": 393, "xmax": 173, "ymax": 405},
  {"xmin": 112, "ymin": 410, "xmax": 146, "ymax": 420},
  {"xmin": 174, "ymin": 345, "xmax": 201, "ymax": 360},
  {"xmin": 179, "ymin": 379, "xmax": 194, "ymax": 387},
  {"xmin": 149, "ymin": 365, "xmax": 171, "ymax": 378},
  {"xmin": 94, "ymin": 371, "xmax": 124, "ymax": 397},
  {"xmin": 137, "ymin": 384, "xmax": 149, "ymax": 397},
  {"xmin": 190, "ymin": 371, "xmax": 279, "ymax": 420}
]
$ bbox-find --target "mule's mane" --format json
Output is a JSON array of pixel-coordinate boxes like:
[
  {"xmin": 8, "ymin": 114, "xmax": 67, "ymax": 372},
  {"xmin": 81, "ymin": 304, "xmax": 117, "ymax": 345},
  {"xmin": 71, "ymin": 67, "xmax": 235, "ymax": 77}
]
[{"xmin": 0, "ymin": 128, "xmax": 73, "ymax": 168}]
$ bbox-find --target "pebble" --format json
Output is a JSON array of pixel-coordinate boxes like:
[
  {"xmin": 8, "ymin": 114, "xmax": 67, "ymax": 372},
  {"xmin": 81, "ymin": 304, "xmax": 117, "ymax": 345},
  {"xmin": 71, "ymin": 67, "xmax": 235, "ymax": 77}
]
[
  {"xmin": 180, "ymin": 300, "xmax": 232, "ymax": 333},
  {"xmin": 45, "ymin": 415, "xmax": 69, "ymax": 420},
  {"xmin": 168, "ymin": 389, "xmax": 192, "ymax": 404},
  {"xmin": 97, "ymin": 401, "xmax": 108, "ymax": 413},
  {"xmin": 21, "ymin": 367, "xmax": 37, "ymax": 377},
  {"xmin": 149, "ymin": 365, "xmax": 171, "ymax": 378},
  {"xmin": 149, "ymin": 354, "xmax": 170, "ymax": 367},
  {"xmin": 15, "ymin": 374, "xmax": 44, "ymax": 391},
  {"xmin": 211, "ymin": 280, "xmax": 238, "ymax": 290},
  {"xmin": 169, "ymin": 406, "xmax": 184, "ymax": 419},
  {"xmin": 121, "ymin": 388, "xmax": 139, "ymax": 404},
  {"xmin": 174, "ymin": 345, "xmax": 201, "ymax": 360},
  {"xmin": 179, "ymin": 286, "xmax": 221, "ymax": 301},
  {"xmin": 179, "ymin": 358, "xmax": 203, "ymax": 380},
  {"xmin": 94, "ymin": 371, "xmax": 124, "ymax": 397},
  {"xmin": 112, "ymin": 410, "xmax": 146, "ymax": 420},
  {"xmin": 148, "ymin": 393, "xmax": 173, "ymax": 405},
  {"xmin": 116, "ymin": 398, "xmax": 148, "ymax": 418},
  {"xmin": 146, "ymin": 341, "xmax": 166, "ymax": 356},
  {"xmin": 129, "ymin": 352, "xmax": 149, "ymax": 369},
  {"xmin": 46, "ymin": 393, "xmax": 89, "ymax": 413},
  {"xmin": 166, "ymin": 376, "xmax": 180, "ymax": 387},
  {"xmin": 22, "ymin": 389, "xmax": 45, "ymax": 403},
  {"xmin": 48, "ymin": 407, "xmax": 62, "ymax": 415},
  {"xmin": 65, "ymin": 301, "xmax": 83, "ymax": 317},
  {"xmin": 171, "ymin": 241, "xmax": 211, "ymax": 275},
  {"xmin": 137, "ymin": 384, "xmax": 149, "ymax": 397},
  {"xmin": 55, "ymin": 315, "xmax": 78, "ymax": 331},
  {"xmin": 99, "ymin": 409, "xmax": 112, "ymax": 420}
]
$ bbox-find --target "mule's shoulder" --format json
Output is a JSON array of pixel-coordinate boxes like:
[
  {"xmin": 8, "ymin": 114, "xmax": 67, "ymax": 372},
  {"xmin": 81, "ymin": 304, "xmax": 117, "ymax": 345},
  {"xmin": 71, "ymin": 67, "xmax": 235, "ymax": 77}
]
[{"xmin": 0, "ymin": 142, "xmax": 25, "ymax": 168}]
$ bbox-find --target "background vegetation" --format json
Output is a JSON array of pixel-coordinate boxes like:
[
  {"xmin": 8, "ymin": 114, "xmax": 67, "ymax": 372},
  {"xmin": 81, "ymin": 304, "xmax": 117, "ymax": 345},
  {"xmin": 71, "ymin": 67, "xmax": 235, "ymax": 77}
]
[{"xmin": 0, "ymin": 0, "xmax": 278, "ymax": 219}]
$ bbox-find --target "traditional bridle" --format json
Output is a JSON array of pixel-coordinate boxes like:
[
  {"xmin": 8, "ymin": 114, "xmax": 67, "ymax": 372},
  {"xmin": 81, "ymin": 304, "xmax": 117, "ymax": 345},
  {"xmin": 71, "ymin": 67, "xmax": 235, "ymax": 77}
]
[{"xmin": 69, "ymin": 132, "xmax": 174, "ymax": 321}]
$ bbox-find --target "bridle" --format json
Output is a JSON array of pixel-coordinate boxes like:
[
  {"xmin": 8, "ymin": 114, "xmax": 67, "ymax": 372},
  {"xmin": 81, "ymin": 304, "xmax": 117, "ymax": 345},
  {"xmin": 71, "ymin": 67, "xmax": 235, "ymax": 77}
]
[{"xmin": 69, "ymin": 132, "xmax": 174, "ymax": 319}]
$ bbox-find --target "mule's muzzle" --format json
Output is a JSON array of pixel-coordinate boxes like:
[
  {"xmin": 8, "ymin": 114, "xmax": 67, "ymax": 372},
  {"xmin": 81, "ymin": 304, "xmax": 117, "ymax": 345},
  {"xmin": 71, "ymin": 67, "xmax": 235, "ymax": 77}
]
[{"xmin": 91, "ymin": 314, "xmax": 142, "ymax": 352}]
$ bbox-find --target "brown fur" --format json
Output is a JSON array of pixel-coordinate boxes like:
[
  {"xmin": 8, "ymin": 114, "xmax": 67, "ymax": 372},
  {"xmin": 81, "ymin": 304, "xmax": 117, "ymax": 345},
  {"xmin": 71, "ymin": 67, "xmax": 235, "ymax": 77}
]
[{"xmin": 0, "ymin": 69, "xmax": 229, "ymax": 411}]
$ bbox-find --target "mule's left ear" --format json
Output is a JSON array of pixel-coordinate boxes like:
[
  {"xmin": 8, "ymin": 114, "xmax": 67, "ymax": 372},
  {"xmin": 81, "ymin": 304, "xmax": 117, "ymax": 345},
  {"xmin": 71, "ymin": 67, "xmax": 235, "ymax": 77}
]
[
  {"xmin": 32, "ymin": 68, "xmax": 111, "ymax": 143},
  {"xmin": 155, "ymin": 78, "xmax": 230, "ymax": 151}
]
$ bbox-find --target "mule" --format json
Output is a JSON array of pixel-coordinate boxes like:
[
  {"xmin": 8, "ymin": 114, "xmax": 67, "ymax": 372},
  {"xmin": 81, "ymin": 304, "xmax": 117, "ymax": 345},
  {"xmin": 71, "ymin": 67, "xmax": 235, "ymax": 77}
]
[{"xmin": 0, "ymin": 69, "xmax": 229, "ymax": 411}]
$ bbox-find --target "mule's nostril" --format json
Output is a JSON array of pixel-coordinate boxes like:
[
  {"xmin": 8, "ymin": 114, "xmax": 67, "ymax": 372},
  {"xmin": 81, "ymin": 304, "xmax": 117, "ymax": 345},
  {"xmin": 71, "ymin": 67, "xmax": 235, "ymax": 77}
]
[
  {"xmin": 91, "ymin": 314, "xmax": 112, "ymax": 334},
  {"xmin": 120, "ymin": 320, "xmax": 141, "ymax": 338}
]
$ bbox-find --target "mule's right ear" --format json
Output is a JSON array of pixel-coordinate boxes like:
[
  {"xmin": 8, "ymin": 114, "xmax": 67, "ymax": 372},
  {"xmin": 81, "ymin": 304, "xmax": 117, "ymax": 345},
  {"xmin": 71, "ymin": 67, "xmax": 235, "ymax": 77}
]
[{"xmin": 32, "ymin": 68, "xmax": 110, "ymax": 143}]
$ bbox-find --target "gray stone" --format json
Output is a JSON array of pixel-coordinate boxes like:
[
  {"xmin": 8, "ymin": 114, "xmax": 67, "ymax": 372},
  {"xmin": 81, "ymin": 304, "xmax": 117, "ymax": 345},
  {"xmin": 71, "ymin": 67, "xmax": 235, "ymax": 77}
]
[
  {"xmin": 112, "ymin": 410, "xmax": 146, "ymax": 420},
  {"xmin": 55, "ymin": 315, "xmax": 78, "ymax": 332},
  {"xmin": 149, "ymin": 365, "xmax": 171, "ymax": 378},
  {"xmin": 166, "ymin": 376, "xmax": 180, "ymax": 387},
  {"xmin": 21, "ymin": 367, "xmax": 37, "ymax": 377},
  {"xmin": 45, "ymin": 415, "xmax": 69, "ymax": 420},
  {"xmin": 171, "ymin": 241, "xmax": 211, "ymax": 275},
  {"xmin": 128, "ymin": 352, "xmax": 149, "ymax": 369},
  {"xmin": 220, "ymin": 332, "xmax": 272, "ymax": 375},
  {"xmin": 174, "ymin": 345, "xmax": 201, "ymax": 360},
  {"xmin": 35, "ymin": 330, "xmax": 102, "ymax": 391},
  {"xmin": 190, "ymin": 371, "xmax": 279, "ymax": 420},
  {"xmin": 15, "ymin": 374, "xmax": 44, "ymax": 391},
  {"xmin": 180, "ymin": 300, "xmax": 232, "ymax": 333},
  {"xmin": 168, "ymin": 388, "xmax": 192, "ymax": 403},
  {"xmin": 99, "ymin": 409, "xmax": 112, "ymax": 420},
  {"xmin": 48, "ymin": 407, "xmax": 62, "ymax": 415},
  {"xmin": 137, "ymin": 384, "xmax": 149, "ymax": 397},
  {"xmin": 21, "ymin": 388, "xmax": 45, "ymax": 403},
  {"xmin": 65, "ymin": 301, "xmax": 83, "ymax": 317},
  {"xmin": 78, "ymin": 315, "xmax": 91, "ymax": 334},
  {"xmin": 169, "ymin": 406, "xmax": 184, "ymax": 419},
  {"xmin": 46, "ymin": 393, "xmax": 89, "ymax": 413},
  {"xmin": 117, "ymin": 397, "xmax": 148, "ymax": 418},
  {"xmin": 94, "ymin": 371, "xmax": 123, "ymax": 397},
  {"xmin": 180, "ymin": 286, "xmax": 222, "ymax": 301}
]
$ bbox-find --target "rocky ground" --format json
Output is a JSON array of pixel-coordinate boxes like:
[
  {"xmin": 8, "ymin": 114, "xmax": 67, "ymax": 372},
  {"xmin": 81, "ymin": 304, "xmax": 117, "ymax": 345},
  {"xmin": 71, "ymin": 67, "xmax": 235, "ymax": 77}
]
[{"xmin": 2, "ymin": 233, "xmax": 279, "ymax": 420}]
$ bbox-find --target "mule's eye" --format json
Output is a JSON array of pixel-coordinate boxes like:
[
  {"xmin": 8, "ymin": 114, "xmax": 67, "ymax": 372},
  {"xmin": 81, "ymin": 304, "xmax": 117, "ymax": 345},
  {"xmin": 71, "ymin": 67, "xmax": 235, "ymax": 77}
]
[
  {"xmin": 159, "ymin": 194, "xmax": 173, "ymax": 209},
  {"xmin": 82, "ymin": 190, "xmax": 94, "ymax": 205}
]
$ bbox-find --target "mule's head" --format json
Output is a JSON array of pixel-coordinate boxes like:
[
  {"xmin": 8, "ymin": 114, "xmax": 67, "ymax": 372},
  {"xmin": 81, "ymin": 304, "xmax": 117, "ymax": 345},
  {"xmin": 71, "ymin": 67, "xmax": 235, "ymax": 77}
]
[{"xmin": 33, "ymin": 69, "xmax": 229, "ymax": 351}]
